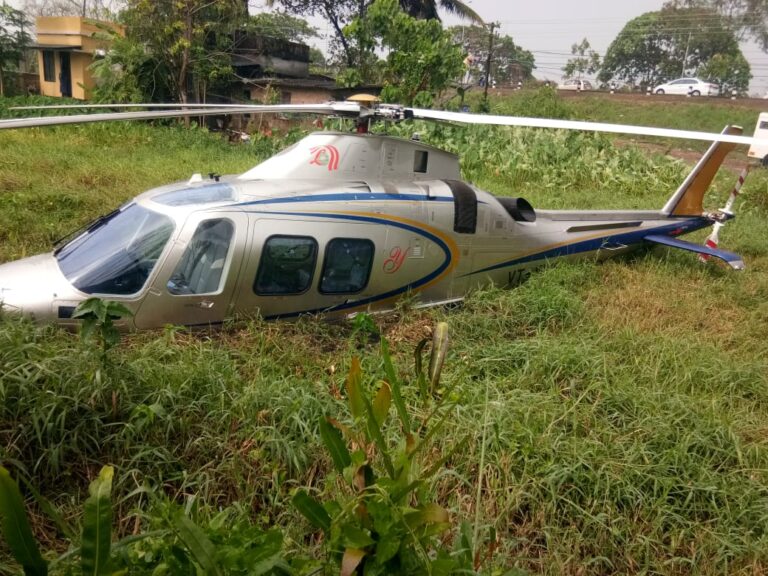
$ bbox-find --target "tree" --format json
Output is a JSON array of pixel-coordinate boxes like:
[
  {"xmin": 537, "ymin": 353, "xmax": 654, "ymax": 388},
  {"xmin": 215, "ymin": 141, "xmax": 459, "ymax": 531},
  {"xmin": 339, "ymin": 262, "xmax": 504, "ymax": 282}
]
[
  {"xmin": 267, "ymin": 0, "xmax": 374, "ymax": 69},
  {"xmin": 122, "ymin": 0, "xmax": 245, "ymax": 104},
  {"xmin": 245, "ymin": 11, "xmax": 319, "ymax": 43},
  {"xmin": 599, "ymin": 7, "xmax": 751, "ymax": 91},
  {"xmin": 21, "ymin": 0, "xmax": 124, "ymax": 19},
  {"xmin": 699, "ymin": 51, "xmax": 751, "ymax": 95},
  {"xmin": 449, "ymin": 25, "xmax": 535, "ymax": 86},
  {"xmin": 88, "ymin": 24, "xmax": 162, "ymax": 102},
  {"xmin": 664, "ymin": 0, "xmax": 768, "ymax": 51},
  {"xmin": 0, "ymin": 5, "xmax": 30, "ymax": 97},
  {"xmin": 345, "ymin": 0, "xmax": 464, "ymax": 105},
  {"xmin": 399, "ymin": 0, "xmax": 482, "ymax": 23},
  {"xmin": 269, "ymin": 0, "xmax": 483, "ymax": 76},
  {"xmin": 563, "ymin": 38, "xmax": 600, "ymax": 80}
]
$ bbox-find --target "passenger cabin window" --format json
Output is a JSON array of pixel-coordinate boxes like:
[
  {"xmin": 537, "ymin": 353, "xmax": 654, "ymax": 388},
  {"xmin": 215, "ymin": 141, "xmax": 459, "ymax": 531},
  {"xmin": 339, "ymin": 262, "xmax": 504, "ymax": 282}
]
[
  {"xmin": 43, "ymin": 51, "xmax": 55, "ymax": 82},
  {"xmin": 320, "ymin": 238, "xmax": 374, "ymax": 294},
  {"xmin": 167, "ymin": 219, "xmax": 234, "ymax": 295},
  {"xmin": 255, "ymin": 236, "xmax": 317, "ymax": 295},
  {"xmin": 414, "ymin": 150, "xmax": 428, "ymax": 173}
]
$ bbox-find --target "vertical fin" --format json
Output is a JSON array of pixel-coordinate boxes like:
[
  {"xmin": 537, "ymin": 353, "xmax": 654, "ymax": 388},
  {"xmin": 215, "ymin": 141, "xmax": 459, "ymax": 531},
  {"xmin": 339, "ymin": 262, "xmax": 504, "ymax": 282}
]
[{"xmin": 661, "ymin": 125, "xmax": 742, "ymax": 216}]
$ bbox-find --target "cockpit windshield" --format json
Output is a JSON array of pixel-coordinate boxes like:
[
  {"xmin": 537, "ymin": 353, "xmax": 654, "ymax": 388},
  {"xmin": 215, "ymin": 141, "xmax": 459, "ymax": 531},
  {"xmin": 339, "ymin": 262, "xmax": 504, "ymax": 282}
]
[{"xmin": 56, "ymin": 204, "xmax": 175, "ymax": 295}]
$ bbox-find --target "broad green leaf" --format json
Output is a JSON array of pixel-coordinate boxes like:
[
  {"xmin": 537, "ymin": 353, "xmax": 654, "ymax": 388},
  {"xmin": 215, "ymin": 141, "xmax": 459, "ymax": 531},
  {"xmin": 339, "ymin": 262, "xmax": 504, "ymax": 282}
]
[
  {"xmin": 79, "ymin": 319, "xmax": 97, "ymax": 342},
  {"xmin": 375, "ymin": 532, "xmax": 401, "ymax": 564},
  {"xmin": 81, "ymin": 465, "xmax": 113, "ymax": 576},
  {"xmin": 341, "ymin": 548, "xmax": 366, "ymax": 576},
  {"xmin": 341, "ymin": 525, "xmax": 375, "ymax": 549},
  {"xmin": 327, "ymin": 417, "xmax": 354, "ymax": 442},
  {"xmin": 414, "ymin": 338, "xmax": 429, "ymax": 400},
  {"xmin": 404, "ymin": 503, "xmax": 449, "ymax": 528},
  {"xmin": 292, "ymin": 490, "xmax": 330, "ymax": 534},
  {"xmin": 381, "ymin": 338, "xmax": 410, "ymax": 433},
  {"xmin": 104, "ymin": 301, "xmax": 133, "ymax": 319},
  {"xmin": 372, "ymin": 381, "xmax": 391, "ymax": 428},
  {"xmin": 0, "ymin": 467, "xmax": 47, "ymax": 576},
  {"xmin": 428, "ymin": 322, "xmax": 450, "ymax": 390},
  {"xmin": 362, "ymin": 394, "xmax": 395, "ymax": 479},
  {"xmin": 172, "ymin": 512, "xmax": 221, "ymax": 576},
  {"xmin": 72, "ymin": 297, "xmax": 104, "ymax": 319},
  {"xmin": 345, "ymin": 357, "xmax": 366, "ymax": 419},
  {"xmin": 319, "ymin": 417, "xmax": 351, "ymax": 473}
]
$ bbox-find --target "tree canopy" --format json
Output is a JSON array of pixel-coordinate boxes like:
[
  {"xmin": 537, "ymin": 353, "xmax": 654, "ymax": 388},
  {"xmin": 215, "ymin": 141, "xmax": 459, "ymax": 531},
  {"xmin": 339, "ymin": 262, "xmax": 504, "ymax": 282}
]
[
  {"xmin": 664, "ymin": 0, "xmax": 768, "ymax": 51},
  {"xmin": 119, "ymin": 0, "xmax": 245, "ymax": 104},
  {"xmin": 449, "ymin": 25, "xmax": 535, "ymax": 87},
  {"xmin": 599, "ymin": 7, "xmax": 751, "ymax": 92},
  {"xmin": 345, "ymin": 0, "xmax": 464, "ymax": 105},
  {"xmin": 244, "ymin": 12, "xmax": 319, "ymax": 44},
  {"xmin": 268, "ymin": 0, "xmax": 482, "ymax": 74},
  {"xmin": 0, "ymin": 5, "xmax": 30, "ymax": 97},
  {"xmin": 399, "ymin": 0, "xmax": 482, "ymax": 24},
  {"xmin": 21, "ymin": 0, "xmax": 123, "ymax": 19},
  {"xmin": 562, "ymin": 38, "xmax": 600, "ymax": 80}
]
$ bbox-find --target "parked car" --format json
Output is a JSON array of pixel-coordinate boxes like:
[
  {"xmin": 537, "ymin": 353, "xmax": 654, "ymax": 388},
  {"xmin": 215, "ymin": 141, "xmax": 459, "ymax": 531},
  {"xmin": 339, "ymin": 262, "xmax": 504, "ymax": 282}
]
[
  {"xmin": 653, "ymin": 77, "xmax": 720, "ymax": 96},
  {"xmin": 557, "ymin": 79, "xmax": 593, "ymax": 91}
]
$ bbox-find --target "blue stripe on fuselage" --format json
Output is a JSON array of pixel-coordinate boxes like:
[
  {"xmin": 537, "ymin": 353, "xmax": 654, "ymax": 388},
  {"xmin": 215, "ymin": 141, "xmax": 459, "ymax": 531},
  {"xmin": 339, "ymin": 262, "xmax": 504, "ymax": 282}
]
[
  {"xmin": 465, "ymin": 217, "xmax": 711, "ymax": 277},
  {"xmin": 233, "ymin": 192, "xmax": 462, "ymax": 207}
]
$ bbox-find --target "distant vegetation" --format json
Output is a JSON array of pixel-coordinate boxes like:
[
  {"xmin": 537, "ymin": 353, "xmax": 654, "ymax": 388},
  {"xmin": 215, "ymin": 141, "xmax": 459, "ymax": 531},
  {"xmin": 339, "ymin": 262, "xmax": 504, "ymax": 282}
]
[{"xmin": 1, "ymin": 92, "xmax": 768, "ymax": 573}]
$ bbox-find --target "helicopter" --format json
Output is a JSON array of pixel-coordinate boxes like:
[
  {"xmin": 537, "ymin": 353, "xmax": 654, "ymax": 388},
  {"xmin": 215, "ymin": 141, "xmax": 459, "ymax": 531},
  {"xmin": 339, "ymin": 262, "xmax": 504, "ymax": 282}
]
[{"xmin": 0, "ymin": 100, "xmax": 762, "ymax": 329}]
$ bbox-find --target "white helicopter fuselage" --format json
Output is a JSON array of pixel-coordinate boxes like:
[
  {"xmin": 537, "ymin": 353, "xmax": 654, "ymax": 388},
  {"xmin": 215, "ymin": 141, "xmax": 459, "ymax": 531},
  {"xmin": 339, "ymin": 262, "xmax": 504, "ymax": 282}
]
[{"xmin": 0, "ymin": 131, "xmax": 732, "ymax": 329}]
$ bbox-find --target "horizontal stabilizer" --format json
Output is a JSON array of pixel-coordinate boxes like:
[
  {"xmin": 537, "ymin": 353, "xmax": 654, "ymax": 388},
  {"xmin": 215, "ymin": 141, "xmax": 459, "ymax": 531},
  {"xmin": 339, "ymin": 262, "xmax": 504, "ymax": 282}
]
[{"xmin": 644, "ymin": 234, "xmax": 744, "ymax": 270}]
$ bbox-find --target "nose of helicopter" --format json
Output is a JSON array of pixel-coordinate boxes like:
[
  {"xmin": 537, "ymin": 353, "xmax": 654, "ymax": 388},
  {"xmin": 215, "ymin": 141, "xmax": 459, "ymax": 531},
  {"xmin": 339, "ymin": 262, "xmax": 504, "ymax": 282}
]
[{"xmin": 0, "ymin": 253, "xmax": 83, "ymax": 322}]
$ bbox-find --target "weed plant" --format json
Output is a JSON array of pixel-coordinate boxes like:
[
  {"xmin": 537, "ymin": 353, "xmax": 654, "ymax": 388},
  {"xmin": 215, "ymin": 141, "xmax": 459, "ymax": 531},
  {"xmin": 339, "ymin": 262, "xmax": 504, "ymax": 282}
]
[{"xmin": 1, "ymin": 93, "xmax": 768, "ymax": 573}]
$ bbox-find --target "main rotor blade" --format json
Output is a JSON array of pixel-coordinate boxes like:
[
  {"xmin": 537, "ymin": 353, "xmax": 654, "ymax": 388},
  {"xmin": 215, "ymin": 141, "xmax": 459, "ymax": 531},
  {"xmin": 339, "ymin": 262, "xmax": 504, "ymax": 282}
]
[
  {"xmin": 0, "ymin": 103, "xmax": 362, "ymax": 130},
  {"xmin": 409, "ymin": 108, "xmax": 765, "ymax": 147},
  {"xmin": 10, "ymin": 102, "xmax": 360, "ymax": 112}
]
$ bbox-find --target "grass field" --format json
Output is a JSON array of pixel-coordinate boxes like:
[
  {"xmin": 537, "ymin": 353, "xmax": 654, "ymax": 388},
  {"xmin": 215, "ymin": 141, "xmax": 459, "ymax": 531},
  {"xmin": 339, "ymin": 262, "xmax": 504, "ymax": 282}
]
[{"xmin": 1, "ymin": 91, "xmax": 768, "ymax": 574}]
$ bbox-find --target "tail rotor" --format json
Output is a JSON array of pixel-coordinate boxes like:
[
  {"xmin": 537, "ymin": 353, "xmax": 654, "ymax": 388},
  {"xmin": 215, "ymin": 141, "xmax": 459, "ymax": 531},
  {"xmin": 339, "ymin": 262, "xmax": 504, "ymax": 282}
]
[{"xmin": 699, "ymin": 166, "xmax": 749, "ymax": 263}]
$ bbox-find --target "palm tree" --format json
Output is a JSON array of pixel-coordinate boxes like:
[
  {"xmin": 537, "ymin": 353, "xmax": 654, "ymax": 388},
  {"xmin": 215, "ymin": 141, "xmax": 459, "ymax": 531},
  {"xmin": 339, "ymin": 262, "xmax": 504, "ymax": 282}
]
[{"xmin": 399, "ymin": 0, "xmax": 484, "ymax": 24}]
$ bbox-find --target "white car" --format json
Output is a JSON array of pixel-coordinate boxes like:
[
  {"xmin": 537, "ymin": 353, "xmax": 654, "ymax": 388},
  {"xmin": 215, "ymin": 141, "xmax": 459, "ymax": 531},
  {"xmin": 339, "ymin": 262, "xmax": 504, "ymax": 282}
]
[
  {"xmin": 557, "ymin": 79, "xmax": 593, "ymax": 91},
  {"xmin": 653, "ymin": 77, "xmax": 720, "ymax": 96}
]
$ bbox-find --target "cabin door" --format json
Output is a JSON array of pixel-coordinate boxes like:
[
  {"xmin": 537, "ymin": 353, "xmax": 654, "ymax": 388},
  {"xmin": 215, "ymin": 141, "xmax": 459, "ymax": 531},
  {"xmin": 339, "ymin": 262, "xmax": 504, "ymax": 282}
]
[
  {"xmin": 233, "ymin": 217, "xmax": 386, "ymax": 319},
  {"xmin": 59, "ymin": 52, "xmax": 72, "ymax": 98},
  {"xmin": 133, "ymin": 213, "xmax": 249, "ymax": 328}
]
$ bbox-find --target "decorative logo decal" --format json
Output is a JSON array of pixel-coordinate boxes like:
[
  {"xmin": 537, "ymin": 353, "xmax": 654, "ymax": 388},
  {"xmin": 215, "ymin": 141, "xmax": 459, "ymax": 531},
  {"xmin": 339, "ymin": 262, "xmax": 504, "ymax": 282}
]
[
  {"xmin": 383, "ymin": 246, "xmax": 408, "ymax": 273},
  {"xmin": 309, "ymin": 145, "xmax": 340, "ymax": 171}
]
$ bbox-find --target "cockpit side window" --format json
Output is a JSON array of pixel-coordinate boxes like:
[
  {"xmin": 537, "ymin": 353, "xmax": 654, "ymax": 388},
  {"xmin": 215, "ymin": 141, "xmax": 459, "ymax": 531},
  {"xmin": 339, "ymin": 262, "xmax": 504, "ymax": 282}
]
[
  {"xmin": 254, "ymin": 235, "xmax": 317, "ymax": 295},
  {"xmin": 56, "ymin": 204, "xmax": 174, "ymax": 296},
  {"xmin": 167, "ymin": 219, "xmax": 234, "ymax": 295}
]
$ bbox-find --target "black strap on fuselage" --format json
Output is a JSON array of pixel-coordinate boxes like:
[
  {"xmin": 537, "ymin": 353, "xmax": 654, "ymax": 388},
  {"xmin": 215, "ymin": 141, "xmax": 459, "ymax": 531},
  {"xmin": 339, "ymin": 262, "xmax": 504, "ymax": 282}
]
[{"xmin": 444, "ymin": 179, "xmax": 477, "ymax": 234}]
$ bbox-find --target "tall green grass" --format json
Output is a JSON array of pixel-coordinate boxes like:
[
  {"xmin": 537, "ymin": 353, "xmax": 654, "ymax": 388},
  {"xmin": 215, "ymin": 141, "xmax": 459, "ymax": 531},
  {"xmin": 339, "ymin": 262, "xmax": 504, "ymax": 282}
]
[{"xmin": 1, "ymin": 93, "xmax": 768, "ymax": 573}]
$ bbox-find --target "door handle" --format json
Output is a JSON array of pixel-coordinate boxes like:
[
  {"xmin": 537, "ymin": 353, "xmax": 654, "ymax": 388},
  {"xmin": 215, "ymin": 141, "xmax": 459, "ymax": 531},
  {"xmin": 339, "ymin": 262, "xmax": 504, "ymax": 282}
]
[{"xmin": 197, "ymin": 300, "xmax": 215, "ymax": 309}]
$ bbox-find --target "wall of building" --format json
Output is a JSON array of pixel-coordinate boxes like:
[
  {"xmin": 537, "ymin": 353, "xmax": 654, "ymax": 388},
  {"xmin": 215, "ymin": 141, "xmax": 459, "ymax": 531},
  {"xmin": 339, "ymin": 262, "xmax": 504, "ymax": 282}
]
[
  {"xmin": 35, "ymin": 16, "xmax": 123, "ymax": 100},
  {"xmin": 36, "ymin": 50, "xmax": 92, "ymax": 99},
  {"xmin": 37, "ymin": 50, "xmax": 58, "ymax": 97},
  {"xmin": 36, "ymin": 16, "xmax": 123, "ymax": 50},
  {"xmin": 248, "ymin": 86, "xmax": 333, "ymax": 104}
]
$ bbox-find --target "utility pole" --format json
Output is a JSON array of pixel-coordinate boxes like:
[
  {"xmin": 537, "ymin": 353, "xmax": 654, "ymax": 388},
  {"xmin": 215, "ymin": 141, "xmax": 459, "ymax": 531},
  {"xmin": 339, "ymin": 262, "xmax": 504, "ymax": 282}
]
[
  {"xmin": 681, "ymin": 31, "xmax": 692, "ymax": 76},
  {"xmin": 482, "ymin": 22, "xmax": 498, "ymax": 111}
]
